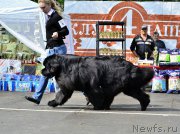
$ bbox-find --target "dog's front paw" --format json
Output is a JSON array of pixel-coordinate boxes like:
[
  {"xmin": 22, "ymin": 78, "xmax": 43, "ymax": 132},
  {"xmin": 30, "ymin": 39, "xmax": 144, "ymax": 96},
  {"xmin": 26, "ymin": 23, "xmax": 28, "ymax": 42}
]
[{"xmin": 48, "ymin": 100, "xmax": 59, "ymax": 107}]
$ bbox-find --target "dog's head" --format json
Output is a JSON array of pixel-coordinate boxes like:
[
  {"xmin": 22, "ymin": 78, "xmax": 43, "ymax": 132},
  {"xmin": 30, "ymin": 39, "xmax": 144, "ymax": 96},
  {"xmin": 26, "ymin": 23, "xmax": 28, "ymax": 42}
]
[{"xmin": 42, "ymin": 54, "xmax": 64, "ymax": 78}]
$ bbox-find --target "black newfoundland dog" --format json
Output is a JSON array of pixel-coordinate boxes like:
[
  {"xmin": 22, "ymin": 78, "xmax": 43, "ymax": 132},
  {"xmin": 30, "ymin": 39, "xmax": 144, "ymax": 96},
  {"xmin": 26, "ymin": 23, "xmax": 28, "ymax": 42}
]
[{"xmin": 42, "ymin": 54, "xmax": 154, "ymax": 111}]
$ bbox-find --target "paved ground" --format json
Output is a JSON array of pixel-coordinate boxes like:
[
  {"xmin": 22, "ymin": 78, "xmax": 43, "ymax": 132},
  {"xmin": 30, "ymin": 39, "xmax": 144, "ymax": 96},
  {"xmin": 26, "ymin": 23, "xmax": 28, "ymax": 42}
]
[{"xmin": 0, "ymin": 91, "xmax": 180, "ymax": 134}]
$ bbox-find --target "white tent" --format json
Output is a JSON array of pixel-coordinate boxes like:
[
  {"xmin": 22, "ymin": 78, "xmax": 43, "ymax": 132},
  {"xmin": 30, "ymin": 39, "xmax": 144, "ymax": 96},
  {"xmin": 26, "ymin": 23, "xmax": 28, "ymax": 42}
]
[{"xmin": 0, "ymin": 0, "xmax": 74, "ymax": 55}]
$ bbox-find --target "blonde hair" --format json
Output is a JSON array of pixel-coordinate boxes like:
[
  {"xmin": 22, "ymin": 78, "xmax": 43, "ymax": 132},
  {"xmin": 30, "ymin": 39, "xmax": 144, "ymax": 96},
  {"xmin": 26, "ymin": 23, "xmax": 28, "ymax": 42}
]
[{"xmin": 38, "ymin": 0, "xmax": 62, "ymax": 16}]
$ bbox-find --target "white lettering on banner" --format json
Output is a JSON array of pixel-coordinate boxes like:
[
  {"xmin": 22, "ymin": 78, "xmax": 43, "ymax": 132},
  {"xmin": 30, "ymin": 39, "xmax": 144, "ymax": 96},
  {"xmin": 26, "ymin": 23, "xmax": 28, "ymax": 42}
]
[
  {"xmin": 79, "ymin": 24, "xmax": 90, "ymax": 35},
  {"xmin": 154, "ymin": 24, "xmax": 161, "ymax": 36},
  {"xmin": 91, "ymin": 24, "xmax": 96, "ymax": 35},
  {"xmin": 72, "ymin": 23, "xmax": 78, "ymax": 35},
  {"xmin": 162, "ymin": 25, "xmax": 180, "ymax": 37},
  {"xmin": 72, "ymin": 23, "xmax": 96, "ymax": 36},
  {"xmin": 104, "ymin": 25, "xmax": 112, "ymax": 32},
  {"xmin": 170, "ymin": 25, "xmax": 174, "ymax": 37},
  {"xmin": 72, "ymin": 23, "xmax": 180, "ymax": 38},
  {"xmin": 68, "ymin": 1, "xmax": 180, "ymax": 56},
  {"xmin": 175, "ymin": 25, "xmax": 179, "ymax": 36},
  {"xmin": 164, "ymin": 25, "xmax": 169, "ymax": 36}
]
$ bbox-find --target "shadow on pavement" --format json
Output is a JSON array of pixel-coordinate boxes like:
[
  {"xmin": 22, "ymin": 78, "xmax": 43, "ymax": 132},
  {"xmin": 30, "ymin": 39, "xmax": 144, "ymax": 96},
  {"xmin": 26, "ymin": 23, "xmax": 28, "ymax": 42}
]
[{"xmin": 50, "ymin": 104, "xmax": 180, "ymax": 112}]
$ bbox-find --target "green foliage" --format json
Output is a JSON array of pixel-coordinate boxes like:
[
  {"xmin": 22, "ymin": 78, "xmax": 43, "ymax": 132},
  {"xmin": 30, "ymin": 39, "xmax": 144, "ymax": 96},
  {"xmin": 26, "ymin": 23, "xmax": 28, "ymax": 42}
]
[{"xmin": 57, "ymin": 0, "xmax": 64, "ymax": 5}]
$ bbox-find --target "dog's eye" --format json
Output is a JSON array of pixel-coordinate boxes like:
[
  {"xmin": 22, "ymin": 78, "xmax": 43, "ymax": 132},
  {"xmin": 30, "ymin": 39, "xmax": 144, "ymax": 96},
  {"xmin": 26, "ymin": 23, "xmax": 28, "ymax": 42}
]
[{"xmin": 51, "ymin": 67, "xmax": 55, "ymax": 71}]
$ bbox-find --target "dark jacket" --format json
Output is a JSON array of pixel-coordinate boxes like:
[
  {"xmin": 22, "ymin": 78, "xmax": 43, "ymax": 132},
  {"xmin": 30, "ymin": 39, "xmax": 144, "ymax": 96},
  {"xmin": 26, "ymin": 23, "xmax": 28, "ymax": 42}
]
[
  {"xmin": 130, "ymin": 34, "xmax": 155, "ymax": 59},
  {"xmin": 46, "ymin": 11, "xmax": 69, "ymax": 49},
  {"xmin": 155, "ymin": 39, "xmax": 166, "ymax": 51}
]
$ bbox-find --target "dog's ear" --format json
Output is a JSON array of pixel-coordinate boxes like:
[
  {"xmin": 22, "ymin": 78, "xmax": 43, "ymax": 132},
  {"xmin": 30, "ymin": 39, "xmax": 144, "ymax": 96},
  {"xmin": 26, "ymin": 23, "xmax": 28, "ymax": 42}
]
[
  {"xmin": 43, "ymin": 55, "xmax": 56, "ymax": 66},
  {"xmin": 49, "ymin": 55, "xmax": 64, "ymax": 68},
  {"xmin": 43, "ymin": 55, "xmax": 60, "ymax": 67},
  {"xmin": 50, "ymin": 59, "xmax": 60, "ymax": 68}
]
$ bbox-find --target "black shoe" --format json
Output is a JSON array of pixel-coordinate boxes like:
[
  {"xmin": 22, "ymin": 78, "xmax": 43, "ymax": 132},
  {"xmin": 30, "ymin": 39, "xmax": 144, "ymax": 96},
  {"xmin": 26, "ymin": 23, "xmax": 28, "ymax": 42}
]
[
  {"xmin": 48, "ymin": 100, "xmax": 58, "ymax": 107},
  {"xmin": 25, "ymin": 96, "xmax": 40, "ymax": 105}
]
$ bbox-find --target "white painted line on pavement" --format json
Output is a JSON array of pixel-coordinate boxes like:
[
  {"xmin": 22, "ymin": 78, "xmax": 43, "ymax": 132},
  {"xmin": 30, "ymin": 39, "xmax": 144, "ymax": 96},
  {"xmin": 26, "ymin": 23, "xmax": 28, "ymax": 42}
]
[{"xmin": 0, "ymin": 107, "xmax": 179, "ymax": 117}]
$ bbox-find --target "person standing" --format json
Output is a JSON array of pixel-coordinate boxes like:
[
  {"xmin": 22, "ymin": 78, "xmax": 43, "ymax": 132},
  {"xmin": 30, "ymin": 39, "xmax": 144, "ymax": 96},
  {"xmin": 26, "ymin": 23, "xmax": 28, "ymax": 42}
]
[
  {"xmin": 130, "ymin": 25, "xmax": 155, "ymax": 60},
  {"xmin": 153, "ymin": 31, "xmax": 166, "ymax": 51},
  {"xmin": 25, "ymin": 0, "xmax": 69, "ymax": 104}
]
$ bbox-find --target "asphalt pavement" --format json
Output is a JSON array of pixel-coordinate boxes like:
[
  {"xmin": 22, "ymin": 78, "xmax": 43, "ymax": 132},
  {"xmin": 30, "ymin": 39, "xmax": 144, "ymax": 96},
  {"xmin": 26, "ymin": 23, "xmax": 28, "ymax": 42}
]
[{"xmin": 0, "ymin": 91, "xmax": 180, "ymax": 134}]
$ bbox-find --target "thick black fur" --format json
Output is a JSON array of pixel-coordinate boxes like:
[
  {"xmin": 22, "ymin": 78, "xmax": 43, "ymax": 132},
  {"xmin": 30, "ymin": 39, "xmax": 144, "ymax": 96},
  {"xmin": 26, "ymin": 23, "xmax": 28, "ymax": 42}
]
[{"xmin": 42, "ymin": 54, "xmax": 154, "ymax": 111}]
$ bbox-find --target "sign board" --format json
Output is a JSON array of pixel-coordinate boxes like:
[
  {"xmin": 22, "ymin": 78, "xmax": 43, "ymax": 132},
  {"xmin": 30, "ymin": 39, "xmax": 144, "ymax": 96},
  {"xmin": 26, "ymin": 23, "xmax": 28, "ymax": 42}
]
[{"xmin": 64, "ymin": 1, "xmax": 180, "ymax": 63}]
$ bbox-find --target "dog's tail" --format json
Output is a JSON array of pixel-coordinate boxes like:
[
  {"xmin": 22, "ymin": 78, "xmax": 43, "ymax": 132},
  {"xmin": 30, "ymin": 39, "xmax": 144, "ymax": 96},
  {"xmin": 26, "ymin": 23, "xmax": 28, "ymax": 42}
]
[{"xmin": 131, "ymin": 67, "xmax": 154, "ymax": 87}]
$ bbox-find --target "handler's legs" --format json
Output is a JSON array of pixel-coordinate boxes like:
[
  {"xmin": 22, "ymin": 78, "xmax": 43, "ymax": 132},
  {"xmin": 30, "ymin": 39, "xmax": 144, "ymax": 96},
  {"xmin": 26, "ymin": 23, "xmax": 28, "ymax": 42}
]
[
  {"xmin": 33, "ymin": 75, "xmax": 49, "ymax": 101},
  {"xmin": 25, "ymin": 75, "xmax": 49, "ymax": 104},
  {"xmin": 25, "ymin": 45, "xmax": 67, "ymax": 104}
]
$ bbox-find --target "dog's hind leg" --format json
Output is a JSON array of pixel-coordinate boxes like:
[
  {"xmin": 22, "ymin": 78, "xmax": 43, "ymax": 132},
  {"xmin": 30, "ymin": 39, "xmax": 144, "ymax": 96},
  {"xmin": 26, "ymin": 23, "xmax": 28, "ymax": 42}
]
[
  {"xmin": 102, "ymin": 96, "xmax": 115, "ymax": 110},
  {"xmin": 86, "ymin": 89, "xmax": 105, "ymax": 110},
  {"xmin": 123, "ymin": 89, "xmax": 150, "ymax": 111},
  {"xmin": 48, "ymin": 89, "xmax": 73, "ymax": 107}
]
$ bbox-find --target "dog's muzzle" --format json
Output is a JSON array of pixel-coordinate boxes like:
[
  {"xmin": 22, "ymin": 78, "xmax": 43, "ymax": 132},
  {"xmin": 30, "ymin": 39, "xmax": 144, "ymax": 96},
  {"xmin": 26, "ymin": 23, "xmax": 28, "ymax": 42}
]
[{"xmin": 41, "ymin": 68, "xmax": 54, "ymax": 78}]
